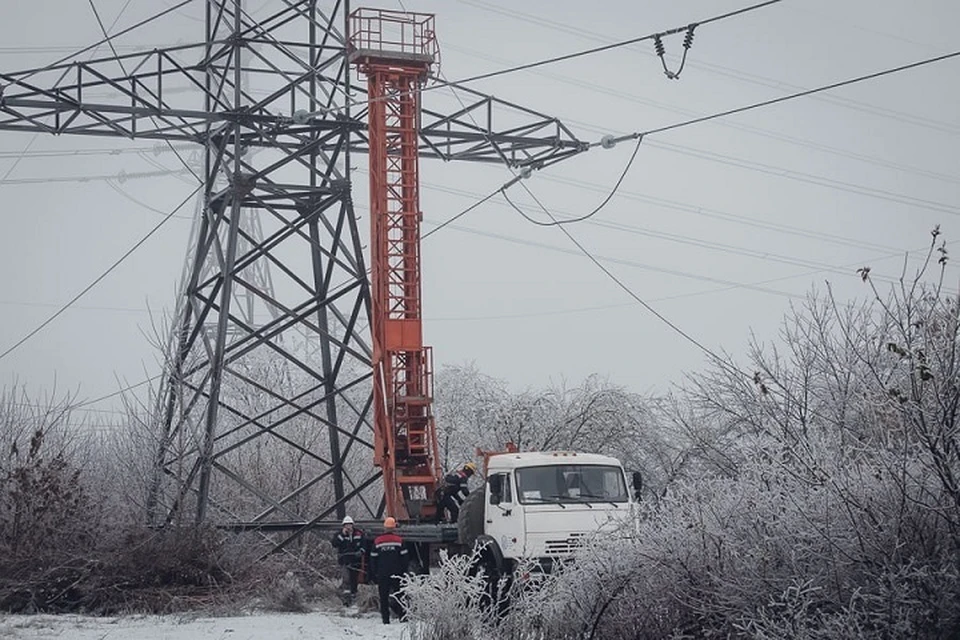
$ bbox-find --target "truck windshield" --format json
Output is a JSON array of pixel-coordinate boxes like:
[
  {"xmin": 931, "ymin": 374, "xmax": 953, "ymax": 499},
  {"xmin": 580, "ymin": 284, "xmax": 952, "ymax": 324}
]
[{"xmin": 515, "ymin": 464, "xmax": 628, "ymax": 504}]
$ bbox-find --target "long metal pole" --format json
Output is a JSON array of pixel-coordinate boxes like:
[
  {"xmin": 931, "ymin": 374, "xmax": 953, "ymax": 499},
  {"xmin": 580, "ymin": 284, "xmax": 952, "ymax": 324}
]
[{"xmin": 196, "ymin": 0, "xmax": 244, "ymax": 525}]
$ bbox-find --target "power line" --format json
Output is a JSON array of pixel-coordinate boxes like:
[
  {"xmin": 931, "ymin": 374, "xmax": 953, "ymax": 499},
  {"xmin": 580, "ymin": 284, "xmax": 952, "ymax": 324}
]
[
  {"xmin": 521, "ymin": 186, "xmax": 742, "ymax": 376},
  {"xmin": 424, "ymin": 181, "xmax": 924, "ymax": 292},
  {"xmin": 87, "ymin": 0, "xmax": 202, "ymax": 185},
  {"xmin": 424, "ymin": 153, "xmax": 906, "ymax": 256},
  {"xmin": 431, "ymin": 1, "xmax": 783, "ymax": 89},
  {"xmin": 426, "ymin": 235, "xmax": 940, "ymax": 322},
  {"xmin": 76, "ymin": 375, "xmax": 161, "ymax": 408},
  {"xmin": 423, "ymin": 207, "xmax": 804, "ymax": 299},
  {"xmin": 428, "ymin": 49, "xmax": 960, "ymax": 243},
  {"xmin": 504, "ymin": 136, "xmax": 644, "ymax": 227},
  {"xmin": 0, "ymin": 166, "xmax": 193, "ymax": 186},
  {"xmin": 422, "ymin": 185, "xmax": 501, "ymax": 239},
  {"xmin": 498, "ymin": 189, "xmax": 904, "ymax": 284},
  {"xmin": 0, "ymin": 0, "xmax": 137, "ymax": 188},
  {"xmin": 458, "ymin": 0, "xmax": 960, "ymax": 137},
  {"xmin": 2, "ymin": 0, "xmax": 194, "ymax": 88},
  {"xmin": 432, "ymin": 71, "xmax": 960, "ymax": 215},
  {"xmin": 0, "ymin": 184, "xmax": 202, "ymax": 363},
  {"xmin": 300, "ymin": 0, "xmax": 785, "ymax": 120},
  {"xmin": 432, "ymin": 48, "xmax": 960, "ymax": 186},
  {"xmin": 416, "ymin": 27, "xmax": 760, "ymax": 368},
  {"xmin": 640, "ymin": 50, "xmax": 960, "ymax": 138},
  {"xmin": 641, "ymin": 138, "xmax": 958, "ymax": 216}
]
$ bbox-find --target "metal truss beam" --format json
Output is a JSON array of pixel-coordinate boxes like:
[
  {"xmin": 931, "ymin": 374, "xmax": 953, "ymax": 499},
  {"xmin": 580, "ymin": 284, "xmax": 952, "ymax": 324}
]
[{"xmin": 0, "ymin": 0, "xmax": 587, "ymax": 548}]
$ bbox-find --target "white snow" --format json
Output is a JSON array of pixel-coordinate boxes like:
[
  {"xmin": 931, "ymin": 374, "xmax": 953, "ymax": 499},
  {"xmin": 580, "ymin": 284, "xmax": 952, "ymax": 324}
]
[{"xmin": 0, "ymin": 610, "xmax": 408, "ymax": 640}]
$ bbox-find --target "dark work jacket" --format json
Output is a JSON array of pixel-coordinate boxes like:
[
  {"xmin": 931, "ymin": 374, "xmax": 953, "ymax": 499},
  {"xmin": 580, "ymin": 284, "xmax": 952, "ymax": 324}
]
[
  {"xmin": 370, "ymin": 531, "xmax": 408, "ymax": 581},
  {"xmin": 331, "ymin": 527, "xmax": 365, "ymax": 568},
  {"xmin": 442, "ymin": 470, "xmax": 470, "ymax": 500}
]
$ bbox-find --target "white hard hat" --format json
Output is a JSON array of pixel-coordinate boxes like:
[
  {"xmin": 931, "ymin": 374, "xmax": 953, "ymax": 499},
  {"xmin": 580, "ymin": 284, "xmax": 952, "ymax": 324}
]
[{"xmin": 342, "ymin": 516, "xmax": 354, "ymax": 525}]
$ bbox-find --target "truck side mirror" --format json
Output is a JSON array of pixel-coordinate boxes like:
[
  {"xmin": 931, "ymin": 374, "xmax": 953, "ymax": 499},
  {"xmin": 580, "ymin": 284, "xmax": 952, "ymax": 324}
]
[
  {"xmin": 488, "ymin": 474, "xmax": 503, "ymax": 505},
  {"xmin": 632, "ymin": 471, "xmax": 643, "ymax": 500}
]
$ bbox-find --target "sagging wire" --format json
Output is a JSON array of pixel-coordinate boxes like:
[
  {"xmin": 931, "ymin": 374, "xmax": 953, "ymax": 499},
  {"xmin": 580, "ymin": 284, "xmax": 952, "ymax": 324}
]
[
  {"xmin": 653, "ymin": 23, "xmax": 697, "ymax": 80},
  {"xmin": 501, "ymin": 135, "xmax": 644, "ymax": 227}
]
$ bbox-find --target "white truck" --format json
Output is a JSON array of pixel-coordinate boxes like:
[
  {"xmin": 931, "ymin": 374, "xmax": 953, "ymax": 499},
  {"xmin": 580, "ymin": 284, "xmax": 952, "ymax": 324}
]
[{"xmin": 456, "ymin": 450, "xmax": 643, "ymax": 582}]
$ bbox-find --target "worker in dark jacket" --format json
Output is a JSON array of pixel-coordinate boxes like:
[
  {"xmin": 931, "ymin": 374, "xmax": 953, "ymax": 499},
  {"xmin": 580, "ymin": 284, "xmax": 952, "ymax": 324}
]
[
  {"xmin": 331, "ymin": 515, "xmax": 365, "ymax": 606},
  {"xmin": 369, "ymin": 517, "xmax": 409, "ymax": 624},
  {"xmin": 438, "ymin": 461, "xmax": 477, "ymax": 523}
]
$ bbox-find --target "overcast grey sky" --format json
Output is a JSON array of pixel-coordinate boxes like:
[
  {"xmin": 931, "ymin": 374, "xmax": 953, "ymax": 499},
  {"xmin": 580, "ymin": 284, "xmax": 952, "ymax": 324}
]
[{"xmin": 0, "ymin": 0, "xmax": 958, "ymax": 426}]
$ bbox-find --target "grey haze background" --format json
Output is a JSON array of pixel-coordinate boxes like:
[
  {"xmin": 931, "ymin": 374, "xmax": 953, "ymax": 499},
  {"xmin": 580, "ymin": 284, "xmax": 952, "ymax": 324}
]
[{"xmin": 0, "ymin": 0, "xmax": 957, "ymax": 429}]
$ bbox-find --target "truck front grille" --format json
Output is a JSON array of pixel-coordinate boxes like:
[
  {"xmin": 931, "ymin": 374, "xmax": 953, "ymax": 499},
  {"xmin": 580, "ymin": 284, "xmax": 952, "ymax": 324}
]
[{"xmin": 544, "ymin": 532, "xmax": 586, "ymax": 556}]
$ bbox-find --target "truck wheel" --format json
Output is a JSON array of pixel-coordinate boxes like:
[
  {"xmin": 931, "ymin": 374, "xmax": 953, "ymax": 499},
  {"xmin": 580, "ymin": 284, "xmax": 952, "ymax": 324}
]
[
  {"xmin": 472, "ymin": 541, "xmax": 513, "ymax": 616},
  {"xmin": 457, "ymin": 488, "xmax": 484, "ymax": 550}
]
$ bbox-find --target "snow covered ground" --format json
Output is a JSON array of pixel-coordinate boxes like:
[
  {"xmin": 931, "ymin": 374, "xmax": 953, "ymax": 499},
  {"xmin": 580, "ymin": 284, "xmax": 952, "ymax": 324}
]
[{"xmin": 0, "ymin": 609, "xmax": 408, "ymax": 640}]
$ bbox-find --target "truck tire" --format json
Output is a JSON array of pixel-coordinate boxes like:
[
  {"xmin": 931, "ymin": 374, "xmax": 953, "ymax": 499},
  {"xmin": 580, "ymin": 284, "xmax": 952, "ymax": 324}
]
[{"xmin": 457, "ymin": 488, "xmax": 484, "ymax": 550}]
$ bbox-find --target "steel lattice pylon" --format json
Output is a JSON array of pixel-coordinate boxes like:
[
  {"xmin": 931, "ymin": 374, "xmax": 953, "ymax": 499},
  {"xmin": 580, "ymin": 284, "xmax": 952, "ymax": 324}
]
[{"xmin": 0, "ymin": 0, "xmax": 586, "ymax": 548}]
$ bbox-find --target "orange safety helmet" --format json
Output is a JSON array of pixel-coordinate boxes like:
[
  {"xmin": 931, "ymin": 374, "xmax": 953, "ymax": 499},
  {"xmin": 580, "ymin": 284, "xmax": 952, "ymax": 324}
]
[{"xmin": 383, "ymin": 516, "xmax": 397, "ymax": 529}]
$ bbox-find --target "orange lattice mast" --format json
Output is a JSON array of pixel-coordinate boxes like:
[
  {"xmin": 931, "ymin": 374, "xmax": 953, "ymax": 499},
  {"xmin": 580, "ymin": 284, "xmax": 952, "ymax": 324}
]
[{"xmin": 349, "ymin": 9, "xmax": 442, "ymax": 520}]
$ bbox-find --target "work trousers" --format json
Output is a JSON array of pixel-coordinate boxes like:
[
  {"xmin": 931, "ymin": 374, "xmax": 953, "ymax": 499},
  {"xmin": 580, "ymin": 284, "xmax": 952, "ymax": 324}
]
[
  {"xmin": 377, "ymin": 575, "xmax": 405, "ymax": 624},
  {"xmin": 339, "ymin": 565, "xmax": 360, "ymax": 604},
  {"xmin": 439, "ymin": 492, "xmax": 464, "ymax": 523}
]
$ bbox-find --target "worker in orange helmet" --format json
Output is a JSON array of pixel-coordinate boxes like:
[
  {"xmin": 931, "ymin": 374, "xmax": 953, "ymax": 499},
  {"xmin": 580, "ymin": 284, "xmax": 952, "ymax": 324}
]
[
  {"xmin": 437, "ymin": 461, "xmax": 478, "ymax": 523},
  {"xmin": 369, "ymin": 516, "xmax": 409, "ymax": 624}
]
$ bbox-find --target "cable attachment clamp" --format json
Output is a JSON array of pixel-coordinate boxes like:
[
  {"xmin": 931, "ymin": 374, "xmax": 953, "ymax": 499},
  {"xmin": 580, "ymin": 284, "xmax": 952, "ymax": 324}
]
[{"xmin": 653, "ymin": 23, "xmax": 697, "ymax": 80}]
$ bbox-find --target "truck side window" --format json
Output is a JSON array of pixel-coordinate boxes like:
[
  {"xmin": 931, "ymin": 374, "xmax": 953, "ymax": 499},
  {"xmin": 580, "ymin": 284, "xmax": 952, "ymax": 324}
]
[{"xmin": 489, "ymin": 473, "xmax": 513, "ymax": 505}]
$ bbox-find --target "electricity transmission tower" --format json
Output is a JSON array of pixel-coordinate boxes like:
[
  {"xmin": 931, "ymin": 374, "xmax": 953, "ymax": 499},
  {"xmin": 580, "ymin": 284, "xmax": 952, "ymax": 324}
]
[{"xmin": 0, "ymin": 0, "xmax": 584, "ymax": 547}]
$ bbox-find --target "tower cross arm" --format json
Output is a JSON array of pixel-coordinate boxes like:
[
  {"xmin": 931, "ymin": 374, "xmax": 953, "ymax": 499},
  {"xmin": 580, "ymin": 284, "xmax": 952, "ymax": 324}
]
[
  {"xmin": 417, "ymin": 79, "xmax": 588, "ymax": 167},
  {"xmin": 0, "ymin": 43, "xmax": 337, "ymax": 143}
]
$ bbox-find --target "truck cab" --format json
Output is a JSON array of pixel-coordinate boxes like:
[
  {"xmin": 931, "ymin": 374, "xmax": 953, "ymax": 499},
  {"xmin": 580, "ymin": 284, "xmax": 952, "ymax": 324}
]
[{"xmin": 459, "ymin": 451, "xmax": 641, "ymax": 577}]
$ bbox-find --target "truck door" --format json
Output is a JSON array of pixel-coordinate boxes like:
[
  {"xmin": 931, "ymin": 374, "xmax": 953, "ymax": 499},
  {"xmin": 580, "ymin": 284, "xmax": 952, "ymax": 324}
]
[{"xmin": 486, "ymin": 471, "xmax": 524, "ymax": 560}]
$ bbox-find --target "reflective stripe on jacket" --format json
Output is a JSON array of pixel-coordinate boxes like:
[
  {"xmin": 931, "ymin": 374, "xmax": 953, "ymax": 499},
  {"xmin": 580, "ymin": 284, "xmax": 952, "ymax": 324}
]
[{"xmin": 370, "ymin": 532, "xmax": 408, "ymax": 580}]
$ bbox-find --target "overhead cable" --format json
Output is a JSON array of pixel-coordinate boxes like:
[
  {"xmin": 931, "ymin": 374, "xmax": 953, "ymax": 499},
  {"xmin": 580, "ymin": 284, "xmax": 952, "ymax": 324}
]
[
  {"xmin": 503, "ymin": 136, "xmax": 643, "ymax": 227},
  {"xmin": 502, "ymin": 48, "xmax": 960, "ymax": 222},
  {"xmin": 1, "ymin": 0, "xmax": 194, "ymax": 89},
  {"xmin": 528, "ymin": 191, "xmax": 742, "ymax": 377},
  {"xmin": 294, "ymin": 0, "xmax": 784, "ymax": 121},
  {"xmin": 459, "ymin": 0, "xmax": 960, "ymax": 136},
  {"xmin": 76, "ymin": 376, "xmax": 161, "ymax": 408},
  {"xmin": 87, "ymin": 0, "xmax": 202, "ymax": 185},
  {"xmin": 641, "ymin": 49, "xmax": 960, "ymax": 138},
  {"xmin": 0, "ymin": 184, "xmax": 202, "ymax": 363},
  {"xmin": 429, "ymin": 1, "xmax": 780, "ymax": 89}
]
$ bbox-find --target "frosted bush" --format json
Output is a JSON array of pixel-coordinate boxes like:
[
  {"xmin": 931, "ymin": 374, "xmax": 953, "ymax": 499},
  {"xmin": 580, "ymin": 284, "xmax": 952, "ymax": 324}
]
[{"xmin": 402, "ymin": 548, "xmax": 501, "ymax": 640}]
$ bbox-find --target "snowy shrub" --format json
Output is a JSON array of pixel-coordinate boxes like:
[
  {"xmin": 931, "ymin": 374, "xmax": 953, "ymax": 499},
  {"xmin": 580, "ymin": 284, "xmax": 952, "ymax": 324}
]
[
  {"xmin": 505, "ymin": 239, "xmax": 960, "ymax": 639},
  {"xmin": 265, "ymin": 571, "xmax": 309, "ymax": 613},
  {"xmin": 402, "ymin": 548, "xmax": 502, "ymax": 640}
]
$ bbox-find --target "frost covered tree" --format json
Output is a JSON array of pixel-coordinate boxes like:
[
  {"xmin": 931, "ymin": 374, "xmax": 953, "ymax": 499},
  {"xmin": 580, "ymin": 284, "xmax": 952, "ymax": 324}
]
[
  {"xmin": 434, "ymin": 364, "xmax": 664, "ymax": 486},
  {"xmin": 413, "ymin": 232, "xmax": 960, "ymax": 639}
]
